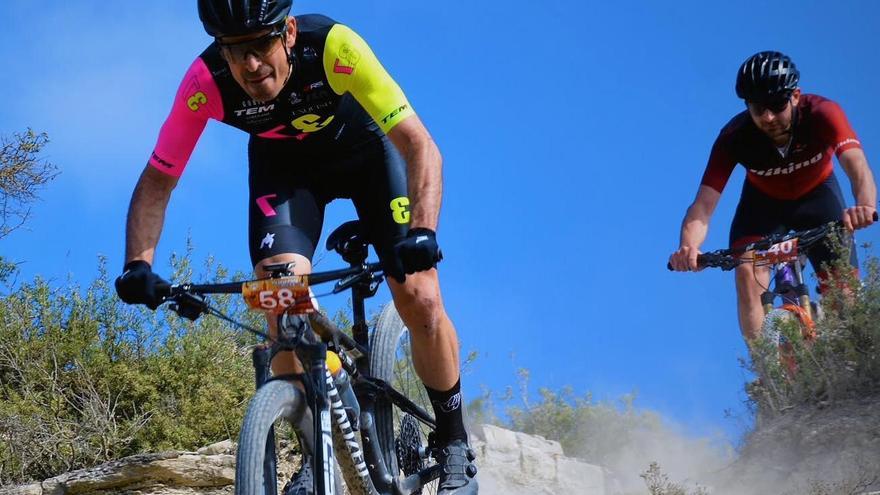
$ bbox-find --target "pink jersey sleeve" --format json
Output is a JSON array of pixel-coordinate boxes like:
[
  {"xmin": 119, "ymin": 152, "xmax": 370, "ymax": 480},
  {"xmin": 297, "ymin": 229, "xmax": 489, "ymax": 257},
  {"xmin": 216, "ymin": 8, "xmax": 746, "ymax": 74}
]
[
  {"xmin": 148, "ymin": 57, "xmax": 224, "ymax": 177},
  {"xmin": 814, "ymin": 98, "xmax": 862, "ymax": 157}
]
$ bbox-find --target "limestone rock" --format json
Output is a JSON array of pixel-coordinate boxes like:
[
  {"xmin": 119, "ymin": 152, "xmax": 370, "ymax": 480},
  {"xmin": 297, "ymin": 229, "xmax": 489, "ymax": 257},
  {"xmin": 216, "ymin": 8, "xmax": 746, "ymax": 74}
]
[
  {"xmin": 473, "ymin": 424, "xmax": 606, "ymax": 495},
  {"xmin": 1, "ymin": 425, "xmax": 607, "ymax": 495}
]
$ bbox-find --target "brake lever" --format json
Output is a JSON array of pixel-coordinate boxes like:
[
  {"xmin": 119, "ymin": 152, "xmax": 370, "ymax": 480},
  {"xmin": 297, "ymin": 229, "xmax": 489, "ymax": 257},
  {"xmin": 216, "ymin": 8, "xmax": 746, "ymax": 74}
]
[
  {"xmin": 168, "ymin": 292, "xmax": 208, "ymax": 321},
  {"xmin": 333, "ymin": 270, "xmax": 368, "ymax": 294}
]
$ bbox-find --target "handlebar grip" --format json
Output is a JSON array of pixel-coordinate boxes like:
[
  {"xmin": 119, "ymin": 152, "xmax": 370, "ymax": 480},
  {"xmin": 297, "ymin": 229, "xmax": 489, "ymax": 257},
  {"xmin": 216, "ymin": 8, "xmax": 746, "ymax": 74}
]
[
  {"xmin": 667, "ymin": 262, "xmax": 673, "ymax": 271},
  {"xmin": 874, "ymin": 211, "xmax": 878, "ymax": 222},
  {"xmin": 155, "ymin": 282, "xmax": 173, "ymax": 298}
]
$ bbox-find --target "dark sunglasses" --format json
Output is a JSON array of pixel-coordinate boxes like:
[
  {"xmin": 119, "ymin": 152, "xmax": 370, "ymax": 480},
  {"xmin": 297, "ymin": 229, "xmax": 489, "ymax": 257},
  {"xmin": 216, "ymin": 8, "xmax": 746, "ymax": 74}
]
[
  {"xmin": 218, "ymin": 24, "xmax": 286, "ymax": 63},
  {"xmin": 748, "ymin": 97, "xmax": 791, "ymax": 114}
]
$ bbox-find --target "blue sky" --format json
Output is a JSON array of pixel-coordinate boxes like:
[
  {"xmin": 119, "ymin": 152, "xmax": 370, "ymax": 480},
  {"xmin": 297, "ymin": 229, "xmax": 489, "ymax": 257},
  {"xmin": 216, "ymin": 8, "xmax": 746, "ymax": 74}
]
[{"xmin": 2, "ymin": 0, "xmax": 879, "ymax": 444}]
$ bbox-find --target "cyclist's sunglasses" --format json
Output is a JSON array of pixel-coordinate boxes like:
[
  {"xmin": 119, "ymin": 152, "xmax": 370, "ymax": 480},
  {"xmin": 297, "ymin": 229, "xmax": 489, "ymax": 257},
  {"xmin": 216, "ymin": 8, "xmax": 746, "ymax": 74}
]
[
  {"xmin": 747, "ymin": 96, "xmax": 791, "ymax": 114},
  {"xmin": 218, "ymin": 24, "xmax": 286, "ymax": 63}
]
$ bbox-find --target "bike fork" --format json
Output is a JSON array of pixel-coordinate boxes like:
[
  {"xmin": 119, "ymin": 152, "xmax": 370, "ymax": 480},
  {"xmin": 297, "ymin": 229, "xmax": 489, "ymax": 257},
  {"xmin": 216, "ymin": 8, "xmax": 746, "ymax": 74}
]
[
  {"xmin": 792, "ymin": 261, "xmax": 813, "ymax": 321},
  {"xmin": 253, "ymin": 346, "xmax": 279, "ymax": 495},
  {"xmin": 302, "ymin": 341, "xmax": 336, "ymax": 495}
]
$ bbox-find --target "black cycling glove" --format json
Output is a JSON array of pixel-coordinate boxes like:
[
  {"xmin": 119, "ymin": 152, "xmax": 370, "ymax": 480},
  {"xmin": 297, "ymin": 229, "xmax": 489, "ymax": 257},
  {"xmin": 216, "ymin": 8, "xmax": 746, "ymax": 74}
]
[
  {"xmin": 115, "ymin": 260, "xmax": 170, "ymax": 310},
  {"xmin": 390, "ymin": 228, "xmax": 443, "ymax": 283}
]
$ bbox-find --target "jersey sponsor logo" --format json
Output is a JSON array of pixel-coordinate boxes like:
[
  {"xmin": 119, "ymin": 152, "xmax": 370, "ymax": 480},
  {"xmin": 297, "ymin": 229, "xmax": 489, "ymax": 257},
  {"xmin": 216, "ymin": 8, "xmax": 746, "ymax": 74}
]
[
  {"xmin": 150, "ymin": 152, "xmax": 176, "ymax": 169},
  {"xmin": 381, "ymin": 104, "xmax": 409, "ymax": 125},
  {"xmin": 187, "ymin": 91, "xmax": 208, "ymax": 111},
  {"xmin": 333, "ymin": 58, "xmax": 354, "ymax": 75},
  {"xmin": 750, "ymin": 151, "xmax": 823, "ymax": 177},
  {"xmin": 302, "ymin": 45, "xmax": 318, "ymax": 61},
  {"xmin": 292, "ymin": 101, "xmax": 335, "ymax": 117},
  {"xmin": 289, "ymin": 91, "xmax": 303, "ymax": 105},
  {"xmin": 335, "ymin": 43, "xmax": 361, "ymax": 74},
  {"xmin": 292, "ymin": 113, "xmax": 335, "ymax": 133},
  {"xmin": 304, "ymin": 81, "xmax": 325, "ymax": 92},
  {"xmin": 834, "ymin": 138, "xmax": 861, "ymax": 152},
  {"xmin": 234, "ymin": 103, "xmax": 275, "ymax": 117}
]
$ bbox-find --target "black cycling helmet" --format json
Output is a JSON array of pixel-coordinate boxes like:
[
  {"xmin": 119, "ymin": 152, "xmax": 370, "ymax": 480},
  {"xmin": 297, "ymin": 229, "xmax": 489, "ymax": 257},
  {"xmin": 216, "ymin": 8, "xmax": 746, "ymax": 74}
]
[
  {"xmin": 198, "ymin": 0, "xmax": 292, "ymax": 38},
  {"xmin": 735, "ymin": 51, "xmax": 800, "ymax": 102}
]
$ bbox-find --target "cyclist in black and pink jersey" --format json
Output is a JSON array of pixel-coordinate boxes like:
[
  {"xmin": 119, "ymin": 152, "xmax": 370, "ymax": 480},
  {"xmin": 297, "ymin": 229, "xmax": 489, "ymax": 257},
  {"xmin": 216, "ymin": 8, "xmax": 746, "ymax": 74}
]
[
  {"xmin": 669, "ymin": 51, "xmax": 877, "ymax": 346},
  {"xmin": 114, "ymin": 1, "xmax": 477, "ymax": 493}
]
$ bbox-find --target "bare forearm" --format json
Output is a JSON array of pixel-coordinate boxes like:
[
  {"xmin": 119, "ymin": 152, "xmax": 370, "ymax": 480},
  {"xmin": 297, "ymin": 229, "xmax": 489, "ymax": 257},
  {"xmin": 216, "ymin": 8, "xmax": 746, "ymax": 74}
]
[
  {"xmin": 389, "ymin": 116, "xmax": 443, "ymax": 230},
  {"xmin": 850, "ymin": 165, "xmax": 877, "ymax": 207},
  {"xmin": 124, "ymin": 166, "xmax": 177, "ymax": 264},
  {"xmin": 840, "ymin": 149, "xmax": 877, "ymax": 207},
  {"xmin": 680, "ymin": 205, "xmax": 710, "ymax": 248},
  {"xmin": 405, "ymin": 139, "xmax": 442, "ymax": 230},
  {"xmin": 679, "ymin": 185, "xmax": 720, "ymax": 248}
]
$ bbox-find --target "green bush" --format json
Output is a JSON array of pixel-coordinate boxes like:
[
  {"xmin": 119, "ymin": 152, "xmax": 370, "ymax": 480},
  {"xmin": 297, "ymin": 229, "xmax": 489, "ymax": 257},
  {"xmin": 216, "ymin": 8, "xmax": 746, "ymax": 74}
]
[
  {"xmin": 746, "ymin": 237, "xmax": 880, "ymax": 418},
  {"xmin": 0, "ymin": 252, "xmax": 256, "ymax": 484}
]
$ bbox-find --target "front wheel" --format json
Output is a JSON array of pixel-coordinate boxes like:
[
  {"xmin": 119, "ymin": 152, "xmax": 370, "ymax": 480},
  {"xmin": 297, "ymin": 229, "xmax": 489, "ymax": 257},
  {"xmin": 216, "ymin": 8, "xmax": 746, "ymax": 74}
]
[
  {"xmin": 370, "ymin": 303, "xmax": 438, "ymax": 495},
  {"xmin": 235, "ymin": 380, "xmax": 306, "ymax": 495}
]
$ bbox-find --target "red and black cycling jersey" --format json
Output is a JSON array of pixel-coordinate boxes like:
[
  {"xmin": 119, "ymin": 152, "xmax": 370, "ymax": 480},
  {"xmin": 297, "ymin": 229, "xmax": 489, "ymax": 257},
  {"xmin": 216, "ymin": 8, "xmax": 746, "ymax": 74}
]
[{"xmin": 701, "ymin": 94, "xmax": 862, "ymax": 200}]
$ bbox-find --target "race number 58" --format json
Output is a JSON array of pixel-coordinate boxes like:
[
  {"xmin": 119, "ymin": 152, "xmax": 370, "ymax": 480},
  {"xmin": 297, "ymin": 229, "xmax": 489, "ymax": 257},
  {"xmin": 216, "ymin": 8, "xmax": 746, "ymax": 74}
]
[{"xmin": 258, "ymin": 288, "xmax": 298, "ymax": 310}]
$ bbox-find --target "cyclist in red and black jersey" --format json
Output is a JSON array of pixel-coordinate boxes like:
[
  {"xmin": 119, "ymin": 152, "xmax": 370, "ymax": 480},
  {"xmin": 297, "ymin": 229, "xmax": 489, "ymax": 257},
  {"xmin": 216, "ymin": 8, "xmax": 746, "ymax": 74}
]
[
  {"xmin": 113, "ymin": 1, "xmax": 477, "ymax": 493},
  {"xmin": 669, "ymin": 51, "xmax": 877, "ymax": 345}
]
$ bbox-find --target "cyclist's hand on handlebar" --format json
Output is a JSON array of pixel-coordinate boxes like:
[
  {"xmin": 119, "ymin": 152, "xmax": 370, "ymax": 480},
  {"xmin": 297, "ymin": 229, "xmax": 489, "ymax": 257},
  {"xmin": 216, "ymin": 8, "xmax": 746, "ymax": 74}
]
[
  {"xmin": 114, "ymin": 260, "xmax": 170, "ymax": 310},
  {"xmin": 390, "ymin": 228, "xmax": 443, "ymax": 283},
  {"xmin": 842, "ymin": 206, "xmax": 878, "ymax": 232},
  {"xmin": 668, "ymin": 245, "xmax": 701, "ymax": 272}
]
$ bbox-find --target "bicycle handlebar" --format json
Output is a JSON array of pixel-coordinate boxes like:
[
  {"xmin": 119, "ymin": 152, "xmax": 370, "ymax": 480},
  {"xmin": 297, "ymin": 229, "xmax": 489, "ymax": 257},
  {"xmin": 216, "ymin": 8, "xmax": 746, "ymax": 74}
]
[
  {"xmin": 156, "ymin": 261, "xmax": 384, "ymax": 299},
  {"xmin": 666, "ymin": 214, "xmax": 877, "ymax": 272}
]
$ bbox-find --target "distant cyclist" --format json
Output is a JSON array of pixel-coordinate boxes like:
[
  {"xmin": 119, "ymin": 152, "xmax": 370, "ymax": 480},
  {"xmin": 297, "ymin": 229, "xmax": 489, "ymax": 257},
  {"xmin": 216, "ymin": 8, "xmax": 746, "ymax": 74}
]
[
  {"xmin": 114, "ymin": 1, "xmax": 477, "ymax": 493},
  {"xmin": 669, "ymin": 51, "xmax": 877, "ymax": 346}
]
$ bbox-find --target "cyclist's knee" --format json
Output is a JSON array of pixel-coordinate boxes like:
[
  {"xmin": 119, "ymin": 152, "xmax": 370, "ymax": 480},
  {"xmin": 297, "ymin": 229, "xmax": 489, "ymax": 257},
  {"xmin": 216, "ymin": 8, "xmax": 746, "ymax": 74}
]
[
  {"xmin": 255, "ymin": 253, "xmax": 312, "ymax": 276},
  {"xmin": 389, "ymin": 271, "xmax": 446, "ymax": 332}
]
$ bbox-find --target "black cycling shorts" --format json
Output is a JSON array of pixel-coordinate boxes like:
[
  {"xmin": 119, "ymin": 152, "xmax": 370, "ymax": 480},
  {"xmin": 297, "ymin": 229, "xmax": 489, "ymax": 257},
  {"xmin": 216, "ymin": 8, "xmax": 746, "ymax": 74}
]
[
  {"xmin": 729, "ymin": 173, "xmax": 857, "ymax": 272},
  {"xmin": 247, "ymin": 135, "xmax": 410, "ymax": 269}
]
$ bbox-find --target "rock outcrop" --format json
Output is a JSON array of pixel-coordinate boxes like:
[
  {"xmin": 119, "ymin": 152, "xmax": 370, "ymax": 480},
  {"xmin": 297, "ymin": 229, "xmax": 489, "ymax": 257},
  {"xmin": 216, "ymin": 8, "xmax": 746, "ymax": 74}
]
[
  {"xmin": 472, "ymin": 424, "xmax": 605, "ymax": 494},
  {"xmin": 0, "ymin": 427, "xmax": 607, "ymax": 495}
]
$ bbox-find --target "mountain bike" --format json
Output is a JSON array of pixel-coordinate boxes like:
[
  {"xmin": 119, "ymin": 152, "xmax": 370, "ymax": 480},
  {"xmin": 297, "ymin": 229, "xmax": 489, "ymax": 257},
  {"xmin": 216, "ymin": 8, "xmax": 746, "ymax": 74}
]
[
  {"xmin": 673, "ymin": 221, "xmax": 861, "ymax": 374},
  {"xmin": 157, "ymin": 220, "xmax": 442, "ymax": 495}
]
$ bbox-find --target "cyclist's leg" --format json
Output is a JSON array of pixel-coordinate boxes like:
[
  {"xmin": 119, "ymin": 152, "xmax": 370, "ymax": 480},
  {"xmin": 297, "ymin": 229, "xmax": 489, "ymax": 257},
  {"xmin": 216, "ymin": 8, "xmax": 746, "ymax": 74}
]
[
  {"xmin": 248, "ymin": 137, "xmax": 326, "ymax": 377},
  {"xmin": 730, "ymin": 180, "xmax": 785, "ymax": 343},
  {"xmin": 790, "ymin": 173, "xmax": 859, "ymax": 292},
  {"xmin": 350, "ymin": 137, "xmax": 467, "ymax": 443}
]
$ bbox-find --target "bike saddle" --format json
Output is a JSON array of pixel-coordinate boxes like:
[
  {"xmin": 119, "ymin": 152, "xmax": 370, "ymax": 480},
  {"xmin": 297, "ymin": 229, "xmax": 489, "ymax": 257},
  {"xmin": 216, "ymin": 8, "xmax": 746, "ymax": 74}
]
[{"xmin": 326, "ymin": 220, "xmax": 369, "ymax": 265}]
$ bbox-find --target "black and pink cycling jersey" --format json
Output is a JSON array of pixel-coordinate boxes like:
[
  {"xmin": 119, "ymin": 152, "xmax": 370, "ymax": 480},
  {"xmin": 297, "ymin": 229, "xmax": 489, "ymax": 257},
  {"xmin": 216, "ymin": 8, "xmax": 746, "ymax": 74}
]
[
  {"xmin": 148, "ymin": 14, "xmax": 414, "ymax": 177},
  {"xmin": 701, "ymin": 94, "xmax": 862, "ymax": 200}
]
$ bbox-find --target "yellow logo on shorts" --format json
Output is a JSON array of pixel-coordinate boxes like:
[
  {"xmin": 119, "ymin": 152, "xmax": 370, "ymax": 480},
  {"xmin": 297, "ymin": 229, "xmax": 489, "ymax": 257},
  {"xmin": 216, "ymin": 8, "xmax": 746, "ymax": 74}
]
[{"xmin": 390, "ymin": 196, "xmax": 411, "ymax": 224}]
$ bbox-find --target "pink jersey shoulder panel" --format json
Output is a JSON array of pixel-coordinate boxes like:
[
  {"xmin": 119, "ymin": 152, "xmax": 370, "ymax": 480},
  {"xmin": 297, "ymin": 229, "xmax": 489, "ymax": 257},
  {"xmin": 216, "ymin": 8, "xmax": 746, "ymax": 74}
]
[{"xmin": 149, "ymin": 57, "xmax": 224, "ymax": 177}]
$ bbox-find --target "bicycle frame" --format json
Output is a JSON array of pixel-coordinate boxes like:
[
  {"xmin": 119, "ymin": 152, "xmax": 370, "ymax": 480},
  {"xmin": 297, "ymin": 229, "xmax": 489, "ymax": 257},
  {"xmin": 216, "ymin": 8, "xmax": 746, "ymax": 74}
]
[
  {"xmin": 761, "ymin": 258, "xmax": 813, "ymax": 323},
  {"xmin": 163, "ymin": 244, "xmax": 440, "ymax": 494}
]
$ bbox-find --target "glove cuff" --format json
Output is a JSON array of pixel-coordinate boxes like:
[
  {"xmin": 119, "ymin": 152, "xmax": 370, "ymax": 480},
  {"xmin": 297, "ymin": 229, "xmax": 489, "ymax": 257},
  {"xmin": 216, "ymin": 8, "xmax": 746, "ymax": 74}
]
[
  {"xmin": 123, "ymin": 260, "xmax": 151, "ymax": 273},
  {"xmin": 407, "ymin": 227, "xmax": 436, "ymax": 238}
]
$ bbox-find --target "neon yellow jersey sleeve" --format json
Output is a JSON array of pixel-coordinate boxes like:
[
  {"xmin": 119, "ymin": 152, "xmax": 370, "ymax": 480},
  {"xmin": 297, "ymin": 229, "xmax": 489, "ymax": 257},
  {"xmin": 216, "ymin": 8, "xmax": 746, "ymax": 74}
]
[{"xmin": 323, "ymin": 23, "xmax": 415, "ymax": 134}]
